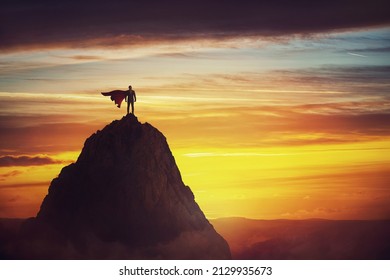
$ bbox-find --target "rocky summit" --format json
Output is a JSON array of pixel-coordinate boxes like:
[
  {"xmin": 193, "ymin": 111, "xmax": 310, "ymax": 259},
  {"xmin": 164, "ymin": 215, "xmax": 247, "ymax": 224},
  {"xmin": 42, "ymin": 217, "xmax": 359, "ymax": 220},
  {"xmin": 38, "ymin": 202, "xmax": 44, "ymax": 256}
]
[{"xmin": 17, "ymin": 114, "xmax": 231, "ymax": 259}]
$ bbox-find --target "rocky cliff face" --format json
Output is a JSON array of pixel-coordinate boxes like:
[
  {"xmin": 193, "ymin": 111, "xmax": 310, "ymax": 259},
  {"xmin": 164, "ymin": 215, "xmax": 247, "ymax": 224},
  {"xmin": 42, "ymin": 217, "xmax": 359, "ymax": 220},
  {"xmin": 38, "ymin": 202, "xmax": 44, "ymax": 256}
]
[{"xmin": 19, "ymin": 114, "xmax": 231, "ymax": 259}]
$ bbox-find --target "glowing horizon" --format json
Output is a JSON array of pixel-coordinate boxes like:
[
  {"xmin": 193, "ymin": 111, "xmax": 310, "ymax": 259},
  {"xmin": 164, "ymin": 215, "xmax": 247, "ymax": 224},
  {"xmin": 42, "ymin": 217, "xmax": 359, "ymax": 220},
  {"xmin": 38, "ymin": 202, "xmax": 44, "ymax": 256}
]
[{"xmin": 1, "ymin": 2, "xmax": 390, "ymax": 220}]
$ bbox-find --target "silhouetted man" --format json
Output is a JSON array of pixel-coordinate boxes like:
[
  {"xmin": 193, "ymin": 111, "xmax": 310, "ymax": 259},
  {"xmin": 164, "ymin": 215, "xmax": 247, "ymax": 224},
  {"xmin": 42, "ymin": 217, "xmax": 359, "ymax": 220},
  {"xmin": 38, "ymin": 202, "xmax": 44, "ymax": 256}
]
[
  {"xmin": 126, "ymin": 85, "xmax": 137, "ymax": 115},
  {"xmin": 101, "ymin": 85, "xmax": 137, "ymax": 115}
]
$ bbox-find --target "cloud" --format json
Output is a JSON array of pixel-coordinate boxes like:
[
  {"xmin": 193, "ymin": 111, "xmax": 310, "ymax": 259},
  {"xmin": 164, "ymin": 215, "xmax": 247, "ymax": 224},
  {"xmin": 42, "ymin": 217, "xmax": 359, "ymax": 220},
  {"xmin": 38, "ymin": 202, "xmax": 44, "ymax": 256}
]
[
  {"xmin": 0, "ymin": 113, "xmax": 103, "ymax": 155},
  {"xmin": 184, "ymin": 152, "xmax": 296, "ymax": 157},
  {"xmin": 275, "ymin": 110, "xmax": 390, "ymax": 134},
  {"xmin": 0, "ymin": 155, "xmax": 65, "ymax": 167},
  {"xmin": 67, "ymin": 55, "xmax": 104, "ymax": 61},
  {"xmin": 347, "ymin": 46, "xmax": 390, "ymax": 53},
  {"xmin": 0, "ymin": 170, "xmax": 23, "ymax": 180},
  {"xmin": 159, "ymin": 65, "xmax": 390, "ymax": 99},
  {"xmin": 0, "ymin": 181, "xmax": 49, "ymax": 189},
  {"xmin": 347, "ymin": 52, "xmax": 368, "ymax": 58},
  {"xmin": 270, "ymin": 66, "xmax": 390, "ymax": 93},
  {"xmin": 281, "ymin": 207, "xmax": 341, "ymax": 218},
  {"xmin": 1, "ymin": 0, "xmax": 389, "ymax": 51}
]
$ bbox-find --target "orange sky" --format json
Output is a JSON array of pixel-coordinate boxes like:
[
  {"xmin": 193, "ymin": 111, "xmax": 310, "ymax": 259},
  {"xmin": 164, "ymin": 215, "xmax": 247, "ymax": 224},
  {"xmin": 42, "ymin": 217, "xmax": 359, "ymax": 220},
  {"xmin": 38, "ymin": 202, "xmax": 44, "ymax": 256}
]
[{"xmin": 1, "ymin": 19, "xmax": 390, "ymax": 220}]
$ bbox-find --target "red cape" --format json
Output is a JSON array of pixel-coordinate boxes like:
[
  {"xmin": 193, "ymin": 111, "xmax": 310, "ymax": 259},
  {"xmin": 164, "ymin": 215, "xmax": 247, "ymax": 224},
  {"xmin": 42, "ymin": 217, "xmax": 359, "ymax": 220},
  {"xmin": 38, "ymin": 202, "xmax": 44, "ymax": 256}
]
[{"xmin": 101, "ymin": 90, "xmax": 127, "ymax": 108}]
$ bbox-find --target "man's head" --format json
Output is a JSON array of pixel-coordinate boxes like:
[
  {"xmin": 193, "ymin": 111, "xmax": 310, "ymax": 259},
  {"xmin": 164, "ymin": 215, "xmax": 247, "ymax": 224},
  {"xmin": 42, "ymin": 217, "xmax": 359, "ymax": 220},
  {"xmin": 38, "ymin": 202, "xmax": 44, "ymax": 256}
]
[{"xmin": 128, "ymin": 85, "xmax": 132, "ymax": 90}]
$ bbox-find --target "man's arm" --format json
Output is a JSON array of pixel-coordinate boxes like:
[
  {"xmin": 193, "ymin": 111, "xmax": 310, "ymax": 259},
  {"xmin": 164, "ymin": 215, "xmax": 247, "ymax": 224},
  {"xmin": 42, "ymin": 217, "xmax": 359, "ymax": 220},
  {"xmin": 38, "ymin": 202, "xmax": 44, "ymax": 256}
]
[{"xmin": 133, "ymin": 91, "xmax": 136, "ymax": 102}]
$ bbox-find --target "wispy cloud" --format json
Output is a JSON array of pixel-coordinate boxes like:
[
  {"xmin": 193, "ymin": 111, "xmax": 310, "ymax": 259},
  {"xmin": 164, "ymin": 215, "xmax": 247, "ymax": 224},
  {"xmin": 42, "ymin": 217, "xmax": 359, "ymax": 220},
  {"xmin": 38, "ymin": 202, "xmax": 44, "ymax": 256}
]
[
  {"xmin": 67, "ymin": 55, "xmax": 104, "ymax": 61},
  {"xmin": 0, "ymin": 122, "xmax": 101, "ymax": 154},
  {"xmin": 184, "ymin": 152, "xmax": 297, "ymax": 158},
  {"xmin": 347, "ymin": 46, "xmax": 390, "ymax": 53},
  {"xmin": 347, "ymin": 52, "xmax": 367, "ymax": 58},
  {"xmin": 0, "ymin": 155, "xmax": 66, "ymax": 167},
  {"xmin": 0, "ymin": 170, "xmax": 23, "ymax": 180},
  {"xmin": 0, "ymin": 181, "xmax": 49, "ymax": 189}
]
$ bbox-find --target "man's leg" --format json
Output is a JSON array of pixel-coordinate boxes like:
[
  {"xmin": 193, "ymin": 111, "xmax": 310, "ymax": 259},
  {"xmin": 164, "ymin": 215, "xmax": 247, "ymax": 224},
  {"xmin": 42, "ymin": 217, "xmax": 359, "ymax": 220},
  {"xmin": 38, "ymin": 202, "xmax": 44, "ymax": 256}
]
[
  {"xmin": 127, "ymin": 100, "xmax": 130, "ymax": 115},
  {"xmin": 131, "ymin": 102, "xmax": 134, "ymax": 114}
]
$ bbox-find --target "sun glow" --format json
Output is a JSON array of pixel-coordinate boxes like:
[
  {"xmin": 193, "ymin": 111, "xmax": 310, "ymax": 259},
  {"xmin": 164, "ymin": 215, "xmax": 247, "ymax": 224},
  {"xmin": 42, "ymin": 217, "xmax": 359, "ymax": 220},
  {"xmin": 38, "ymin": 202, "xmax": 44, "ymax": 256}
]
[
  {"xmin": 174, "ymin": 139, "xmax": 390, "ymax": 219},
  {"xmin": 1, "ymin": 25, "xmax": 390, "ymax": 220}
]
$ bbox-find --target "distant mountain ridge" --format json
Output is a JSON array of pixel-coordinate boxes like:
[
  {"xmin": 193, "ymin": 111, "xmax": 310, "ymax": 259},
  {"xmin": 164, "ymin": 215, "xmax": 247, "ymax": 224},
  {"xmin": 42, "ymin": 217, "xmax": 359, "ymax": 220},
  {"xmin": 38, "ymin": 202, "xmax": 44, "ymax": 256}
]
[
  {"xmin": 2, "ymin": 216, "xmax": 390, "ymax": 259},
  {"xmin": 13, "ymin": 114, "xmax": 231, "ymax": 259},
  {"xmin": 212, "ymin": 217, "xmax": 390, "ymax": 259},
  {"xmin": 3, "ymin": 115, "xmax": 387, "ymax": 260}
]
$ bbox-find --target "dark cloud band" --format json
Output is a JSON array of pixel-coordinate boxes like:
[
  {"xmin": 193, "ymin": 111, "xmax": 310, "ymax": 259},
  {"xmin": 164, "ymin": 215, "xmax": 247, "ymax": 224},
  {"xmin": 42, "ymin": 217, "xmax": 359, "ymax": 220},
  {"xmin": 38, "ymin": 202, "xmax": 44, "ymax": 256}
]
[
  {"xmin": 0, "ymin": 155, "xmax": 65, "ymax": 167},
  {"xmin": 1, "ymin": 0, "xmax": 389, "ymax": 50}
]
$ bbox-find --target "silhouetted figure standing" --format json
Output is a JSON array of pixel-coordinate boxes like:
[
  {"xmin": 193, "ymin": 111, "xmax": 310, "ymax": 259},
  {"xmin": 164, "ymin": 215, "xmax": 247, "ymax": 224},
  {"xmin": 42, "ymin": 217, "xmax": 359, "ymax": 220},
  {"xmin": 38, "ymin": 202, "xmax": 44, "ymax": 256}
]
[
  {"xmin": 126, "ymin": 85, "xmax": 137, "ymax": 115},
  {"xmin": 101, "ymin": 85, "xmax": 137, "ymax": 115}
]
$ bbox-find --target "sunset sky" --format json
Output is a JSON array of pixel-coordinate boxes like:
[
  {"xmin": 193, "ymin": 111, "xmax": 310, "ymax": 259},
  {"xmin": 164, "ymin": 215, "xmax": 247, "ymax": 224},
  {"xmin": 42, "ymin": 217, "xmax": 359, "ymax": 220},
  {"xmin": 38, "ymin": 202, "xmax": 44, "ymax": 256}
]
[{"xmin": 1, "ymin": 0, "xmax": 390, "ymax": 220}]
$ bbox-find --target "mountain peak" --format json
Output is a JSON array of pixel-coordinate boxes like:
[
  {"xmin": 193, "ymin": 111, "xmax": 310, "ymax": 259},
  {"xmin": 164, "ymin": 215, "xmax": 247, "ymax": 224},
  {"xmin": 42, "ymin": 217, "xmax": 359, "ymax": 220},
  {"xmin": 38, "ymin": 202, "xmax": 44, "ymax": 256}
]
[{"xmin": 18, "ymin": 115, "xmax": 231, "ymax": 259}]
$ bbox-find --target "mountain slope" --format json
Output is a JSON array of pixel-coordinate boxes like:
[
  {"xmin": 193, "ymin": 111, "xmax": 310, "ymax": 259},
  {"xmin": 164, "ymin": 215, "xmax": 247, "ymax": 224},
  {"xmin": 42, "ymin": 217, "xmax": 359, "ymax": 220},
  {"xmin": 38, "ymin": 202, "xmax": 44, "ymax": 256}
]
[{"xmin": 16, "ymin": 114, "xmax": 231, "ymax": 259}]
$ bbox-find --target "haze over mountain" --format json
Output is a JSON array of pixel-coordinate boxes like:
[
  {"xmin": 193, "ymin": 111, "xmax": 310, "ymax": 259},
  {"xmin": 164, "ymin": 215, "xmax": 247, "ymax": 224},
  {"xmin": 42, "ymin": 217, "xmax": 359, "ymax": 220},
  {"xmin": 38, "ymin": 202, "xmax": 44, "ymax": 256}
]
[
  {"xmin": 212, "ymin": 218, "xmax": 390, "ymax": 260},
  {"xmin": 5, "ymin": 115, "xmax": 231, "ymax": 259},
  {"xmin": 1, "ymin": 115, "xmax": 389, "ymax": 260}
]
